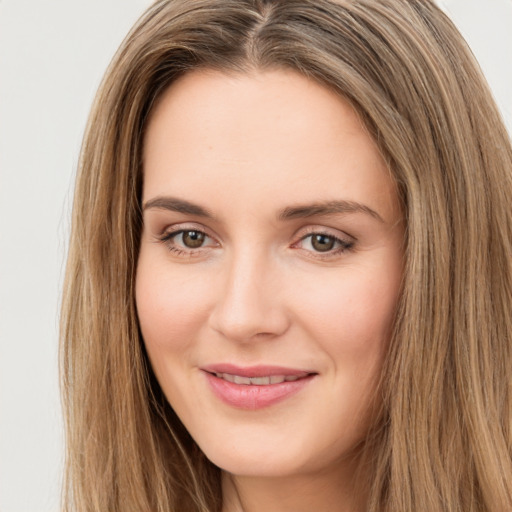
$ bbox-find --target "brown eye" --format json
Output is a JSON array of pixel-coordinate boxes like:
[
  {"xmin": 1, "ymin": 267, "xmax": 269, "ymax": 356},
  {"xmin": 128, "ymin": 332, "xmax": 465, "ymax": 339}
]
[
  {"xmin": 311, "ymin": 234, "xmax": 335, "ymax": 252},
  {"xmin": 182, "ymin": 230, "xmax": 206, "ymax": 248}
]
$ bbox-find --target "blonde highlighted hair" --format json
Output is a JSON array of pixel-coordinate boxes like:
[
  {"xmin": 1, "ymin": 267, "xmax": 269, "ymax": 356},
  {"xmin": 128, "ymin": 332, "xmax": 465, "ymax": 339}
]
[{"xmin": 61, "ymin": 0, "xmax": 512, "ymax": 510}]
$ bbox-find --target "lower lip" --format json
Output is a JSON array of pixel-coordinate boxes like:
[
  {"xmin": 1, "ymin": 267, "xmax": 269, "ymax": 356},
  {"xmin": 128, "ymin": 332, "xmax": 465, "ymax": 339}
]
[{"xmin": 204, "ymin": 372, "xmax": 315, "ymax": 410}]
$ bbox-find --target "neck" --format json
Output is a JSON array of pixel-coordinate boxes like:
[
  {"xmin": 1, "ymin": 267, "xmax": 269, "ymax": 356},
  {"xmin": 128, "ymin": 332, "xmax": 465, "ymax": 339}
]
[{"xmin": 221, "ymin": 460, "xmax": 367, "ymax": 512}]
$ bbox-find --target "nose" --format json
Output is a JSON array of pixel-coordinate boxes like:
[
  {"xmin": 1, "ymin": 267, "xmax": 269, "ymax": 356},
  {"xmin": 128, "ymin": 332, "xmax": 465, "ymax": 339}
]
[{"xmin": 208, "ymin": 248, "xmax": 290, "ymax": 343}]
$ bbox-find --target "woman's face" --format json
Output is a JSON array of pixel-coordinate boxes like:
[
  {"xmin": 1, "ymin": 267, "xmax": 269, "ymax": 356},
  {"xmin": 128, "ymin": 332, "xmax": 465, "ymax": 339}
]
[{"xmin": 136, "ymin": 69, "xmax": 403, "ymax": 478}]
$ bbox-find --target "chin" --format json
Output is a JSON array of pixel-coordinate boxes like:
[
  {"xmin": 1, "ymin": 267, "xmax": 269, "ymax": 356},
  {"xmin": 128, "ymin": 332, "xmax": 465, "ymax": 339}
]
[
  {"xmin": 206, "ymin": 450, "xmax": 309, "ymax": 478},
  {"xmin": 193, "ymin": 422, "xmax": 359, "ymax": 479}
]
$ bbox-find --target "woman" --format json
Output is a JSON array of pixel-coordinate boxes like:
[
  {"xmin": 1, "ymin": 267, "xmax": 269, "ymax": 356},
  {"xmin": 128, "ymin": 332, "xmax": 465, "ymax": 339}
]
[{"xmin": 60, "ymin": 0, "xmax": 512, "ymax": 510}]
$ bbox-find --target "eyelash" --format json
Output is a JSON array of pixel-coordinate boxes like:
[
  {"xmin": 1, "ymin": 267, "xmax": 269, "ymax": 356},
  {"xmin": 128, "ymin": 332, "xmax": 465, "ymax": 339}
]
[
  {"xmin": 158, "ymin": 229, "xmax": 216, "ymax": 257},
  {"xmin": 293, "ymin": 230, "xmax": 355, "ymax": 259},
  {"xmin": 157, "ymin": 228, "xmax": 355, "ymax": 259}
]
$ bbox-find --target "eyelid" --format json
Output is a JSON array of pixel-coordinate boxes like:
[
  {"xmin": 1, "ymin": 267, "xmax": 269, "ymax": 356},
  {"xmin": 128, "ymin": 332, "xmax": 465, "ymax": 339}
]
[
  {"xmin": 158, "ymin": 222, "xmax": 217, "ymax": 240},
  {"xmin": 293, "ymin": 225, "xmax": 356, "ymax": 243},
  {"xmin": 291, "ymin": 225, "xmax": 356, "ymax": 257},
  {"xmin": 157, "ymin": 222, "xmax": 220, "ymax": 254}
]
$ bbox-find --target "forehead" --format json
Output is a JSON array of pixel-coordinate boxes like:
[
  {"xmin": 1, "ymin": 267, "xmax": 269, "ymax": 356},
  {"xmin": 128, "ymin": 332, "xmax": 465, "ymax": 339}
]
[{"xmin": 142, "ymin": 68, "xmax": 399, "ymax": 224}]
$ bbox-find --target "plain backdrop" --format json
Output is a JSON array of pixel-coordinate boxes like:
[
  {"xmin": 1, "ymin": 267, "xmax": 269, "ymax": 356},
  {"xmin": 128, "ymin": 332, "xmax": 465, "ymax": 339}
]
[{"xmin": 0, "ymin": 1, "xmax": 510, "ymax": 511}]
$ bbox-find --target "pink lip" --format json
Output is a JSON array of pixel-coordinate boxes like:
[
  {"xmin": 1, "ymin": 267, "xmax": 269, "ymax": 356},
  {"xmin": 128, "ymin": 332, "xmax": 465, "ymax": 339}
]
[
  {"xmin": 201, "ymin": 363, "xmax": 312, "ymax": 378},
  {"xmin": 201, "ymin": 364, "xmax": 316, "ymax": 410}
]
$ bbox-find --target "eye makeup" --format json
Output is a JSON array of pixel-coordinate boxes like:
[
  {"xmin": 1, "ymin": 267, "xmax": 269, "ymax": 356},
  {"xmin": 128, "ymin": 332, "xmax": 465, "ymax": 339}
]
[{"xmin": 155, "ymin": 223, "xmax": 355, "ymax": 261}]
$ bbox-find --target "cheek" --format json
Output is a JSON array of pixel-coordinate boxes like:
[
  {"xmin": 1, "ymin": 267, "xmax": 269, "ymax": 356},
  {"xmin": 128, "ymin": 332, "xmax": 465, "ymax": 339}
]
[
  {"xmin": 292, "ymin": 265, "xmax": 400, "ymax": 362},
  {"xmin": 135, "ymin": 257, "xmax": 212, "ymax": 358}
]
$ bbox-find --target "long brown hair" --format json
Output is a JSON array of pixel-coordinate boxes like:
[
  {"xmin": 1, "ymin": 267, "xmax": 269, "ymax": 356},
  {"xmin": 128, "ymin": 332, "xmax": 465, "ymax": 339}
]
[{"xmin": 60, "ymin": 1, "xmax": 512, "ymax": 510}]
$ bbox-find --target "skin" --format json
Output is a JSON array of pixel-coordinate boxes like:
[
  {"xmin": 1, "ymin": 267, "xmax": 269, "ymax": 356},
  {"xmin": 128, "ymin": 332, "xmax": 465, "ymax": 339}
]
[{"xmin": 136, "ymin": 68, "xmax": 404, "ymax": 512}]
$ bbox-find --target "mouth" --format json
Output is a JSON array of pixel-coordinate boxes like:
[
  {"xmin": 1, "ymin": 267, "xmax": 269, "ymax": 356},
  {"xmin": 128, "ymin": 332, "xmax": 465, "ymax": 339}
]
[
  {"xmin": 201, "ymin": 364, "xmax": 317, "ymax": 410},
  {"xmin": 210, "ymin": 373, "xmax": 305, "ymax": 385}
]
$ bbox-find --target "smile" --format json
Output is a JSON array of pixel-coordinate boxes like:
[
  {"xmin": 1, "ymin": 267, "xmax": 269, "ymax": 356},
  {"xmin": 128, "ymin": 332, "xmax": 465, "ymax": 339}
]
[
  {"xmin": 202, "ymin": 365, "xmax": 316, "ymax": 410},
  {"xmin": 212, "ymin": 373, "xmax": 302, "ymax": 385}
]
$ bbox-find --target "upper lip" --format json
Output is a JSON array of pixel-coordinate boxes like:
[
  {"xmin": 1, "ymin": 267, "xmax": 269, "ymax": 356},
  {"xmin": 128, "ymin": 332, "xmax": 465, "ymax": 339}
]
[{"xmin": 201, "ymin": 363, "xmax": 315, "ymax": 378}]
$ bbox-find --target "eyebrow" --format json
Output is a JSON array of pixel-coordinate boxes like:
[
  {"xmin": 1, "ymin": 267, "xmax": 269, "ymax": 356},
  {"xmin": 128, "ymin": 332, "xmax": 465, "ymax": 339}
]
[
  {"xmin": 143, "ymin": 196, "xmax": 384, "ymax": 223},
  {"xmin": 143, "ymin": 196, "xmax": 214, "ymax": 218},
  {"xmin": 278, "ymin": 200, "xmax": 384, "ymax": 222}
]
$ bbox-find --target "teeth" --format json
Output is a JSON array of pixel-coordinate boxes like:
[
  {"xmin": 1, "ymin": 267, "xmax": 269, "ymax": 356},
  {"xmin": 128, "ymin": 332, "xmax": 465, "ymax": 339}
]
[
  {"xmin": 250, "ymin": 376, "xmax": 271, "ymax": 385},
  {"xmin": 214, "ymin": 373, "xmax": 303, "ymax": 385},
  {"xmin": 233, "ymin": 374, "xmax": 251, "ymax": 385}
]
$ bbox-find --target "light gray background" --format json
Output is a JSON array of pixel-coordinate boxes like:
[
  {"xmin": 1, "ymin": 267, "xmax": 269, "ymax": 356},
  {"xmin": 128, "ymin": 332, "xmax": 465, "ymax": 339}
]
[{"xmin": 0, "ymin": 1, "xmax": 510, "ymax": 511}]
